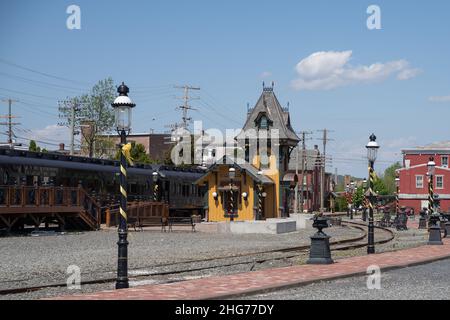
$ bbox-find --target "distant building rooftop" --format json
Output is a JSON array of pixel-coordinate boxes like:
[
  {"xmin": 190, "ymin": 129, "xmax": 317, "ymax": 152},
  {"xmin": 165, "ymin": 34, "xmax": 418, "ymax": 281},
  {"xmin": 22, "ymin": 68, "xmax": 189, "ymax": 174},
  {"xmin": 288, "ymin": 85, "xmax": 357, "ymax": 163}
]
[{"xmin": 403, "ymin": 141, "xmax": 450, "ymax": 154}]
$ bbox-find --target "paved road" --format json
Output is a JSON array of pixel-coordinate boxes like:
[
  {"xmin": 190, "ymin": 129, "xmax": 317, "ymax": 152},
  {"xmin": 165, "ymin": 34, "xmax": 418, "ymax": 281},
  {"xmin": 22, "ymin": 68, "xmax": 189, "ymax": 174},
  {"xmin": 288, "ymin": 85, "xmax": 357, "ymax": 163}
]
[{"xmin": 244, "ymin": 258, "xmax": 450, "ymax": 300}]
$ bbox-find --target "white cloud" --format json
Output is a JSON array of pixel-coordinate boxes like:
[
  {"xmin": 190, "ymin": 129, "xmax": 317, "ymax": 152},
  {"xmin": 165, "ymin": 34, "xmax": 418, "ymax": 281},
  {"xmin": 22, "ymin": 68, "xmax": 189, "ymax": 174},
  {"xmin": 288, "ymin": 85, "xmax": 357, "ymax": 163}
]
[
  {"xmin": 429, "ymin": 95, "xmax": 450, "ymax": 102},
  {"xmin": 18, "ymin": 124, "xmax": 70, "ymax": 148},
  {"xmin": 260, "ymin": 71, "xmax": 272, "ymax": 79},
  {"xmin": 291, "ymin": 50, "xmax": 420, "ymax": 91}
]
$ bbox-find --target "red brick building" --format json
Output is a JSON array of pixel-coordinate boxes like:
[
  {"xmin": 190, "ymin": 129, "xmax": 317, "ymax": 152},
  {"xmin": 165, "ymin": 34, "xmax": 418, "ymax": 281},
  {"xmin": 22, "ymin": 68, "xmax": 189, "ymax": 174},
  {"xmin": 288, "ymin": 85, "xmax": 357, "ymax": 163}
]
[{"xmin": 398, "ymin": 142, "xmax": 450, "ymax": 213}]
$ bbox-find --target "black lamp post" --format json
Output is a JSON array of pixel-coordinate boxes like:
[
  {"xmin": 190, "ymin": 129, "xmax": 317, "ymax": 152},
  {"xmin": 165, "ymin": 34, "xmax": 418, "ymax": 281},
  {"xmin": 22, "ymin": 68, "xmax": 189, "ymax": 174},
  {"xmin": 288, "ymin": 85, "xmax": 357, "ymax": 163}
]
[
  {"xmin": 152, "ymin": 171, "xmax": 159, "ymax": 202},
  {"xmin": 349, "ymin": 181, "xmax": 355, "ymax": 219},
  {"xmin": 427, "ymin": 157, "xmax": 443, "ymax": 245},
  {"xmin": 366, "ymin": 134, "xmax": 379, "ymax": 255},
  {"xmin": 111, "ymin": 82, "xmax": 135, "ymax": 289},
  {"xmin": 229, "ymin": 167, "xmax": 236, "ymax": 222},
  {"xmin": 395, "ymin": 174, "xmax": 400, "ymax": 215}
]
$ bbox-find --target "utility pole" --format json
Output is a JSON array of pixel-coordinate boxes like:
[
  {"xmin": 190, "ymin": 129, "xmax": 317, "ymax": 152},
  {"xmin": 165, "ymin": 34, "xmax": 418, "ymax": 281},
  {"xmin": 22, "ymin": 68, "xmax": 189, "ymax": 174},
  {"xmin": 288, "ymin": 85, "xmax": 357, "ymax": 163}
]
[
  {"xmin": 58, "ymin": 100, "xmax": 81, "ymax": 155},
  {"xmin": 296, "ymin": 131, "xmax": 313, "ymax": 213},
  {"xmin": 1, "ymin": 99, "xmax": 20, "ymax": 147},
  {"xmin": 174, "ymin": 85, "xmax": 200, "ymax": 131},
  {"xmin": 317, "ymin": 129, "xmax": 334, "ymax": 214}
]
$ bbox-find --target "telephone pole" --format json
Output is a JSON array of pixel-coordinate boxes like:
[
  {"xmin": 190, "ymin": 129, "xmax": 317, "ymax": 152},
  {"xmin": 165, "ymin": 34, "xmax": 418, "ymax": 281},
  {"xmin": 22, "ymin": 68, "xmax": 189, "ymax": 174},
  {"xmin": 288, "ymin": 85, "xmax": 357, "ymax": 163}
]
[
  {"xmin": 296, "ymin": 131, "xmax": 313, "ymax": 213},
  {"xmin": 1, "ymin": 98, "xmax": 20, "ymax": 146},
  {"xmin": 317, "ymin": 129, "xmax": 334, "ymax": 213},
  {"xmin": 58, "ymin": 100, "xmax": 81, "ymax": 155},
  {"xmin": 174, "ymin": 85, "xmax": 200, "ymax": 131}
]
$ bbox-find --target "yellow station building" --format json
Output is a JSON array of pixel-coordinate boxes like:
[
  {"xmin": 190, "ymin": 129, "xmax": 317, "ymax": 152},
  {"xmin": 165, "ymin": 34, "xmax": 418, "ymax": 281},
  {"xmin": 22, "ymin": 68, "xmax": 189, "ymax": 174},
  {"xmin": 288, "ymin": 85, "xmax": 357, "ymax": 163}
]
[{"xmin": 195, "ymin": 85, "xmax": 300, "ymax": 222}]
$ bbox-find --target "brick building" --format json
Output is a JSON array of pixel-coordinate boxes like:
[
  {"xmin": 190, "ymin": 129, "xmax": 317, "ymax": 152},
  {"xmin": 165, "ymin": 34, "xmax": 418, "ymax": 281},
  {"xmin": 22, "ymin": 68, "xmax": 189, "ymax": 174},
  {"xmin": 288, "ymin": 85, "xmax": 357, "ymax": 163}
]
[
  {"xmin": 398, "ymin": 141, "xmax": 450, "ymax": 213},
  {"xmin": 285, "ymin": 145, "xmax": 333, "ymax": 213},
  {"xmin": 85, "ymin": 132, "xmax": 172, "ymax": 162}
]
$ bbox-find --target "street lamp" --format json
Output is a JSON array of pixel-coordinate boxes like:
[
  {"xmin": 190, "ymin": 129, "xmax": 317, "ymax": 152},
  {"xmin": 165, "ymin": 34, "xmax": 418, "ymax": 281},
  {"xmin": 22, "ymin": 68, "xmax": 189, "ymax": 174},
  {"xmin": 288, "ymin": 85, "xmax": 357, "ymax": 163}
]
[
  {"xmin": 229, "ymin": 167, "xmax": 236, "ymax": 222},
  {"xmin": 111, "ymin": 82, "xmax": 135, "ymax": 289},
  {"xmin": 427, "ymin": 157, "xmax": 443, "ymax": 245},
  {"xmin": 152, "ymin": 171, "xmax": 159, "ymax": 202},
  {"xmin": 366, "ymin": 133, "xmax": 379, "ymax": 255},
  {"xmin": 395, "ymin": 174, "xmax": 400, "ymax": 215},
  {"xmin": 256, "ymin": 170, "xmax": 264, "ymax": 220}
]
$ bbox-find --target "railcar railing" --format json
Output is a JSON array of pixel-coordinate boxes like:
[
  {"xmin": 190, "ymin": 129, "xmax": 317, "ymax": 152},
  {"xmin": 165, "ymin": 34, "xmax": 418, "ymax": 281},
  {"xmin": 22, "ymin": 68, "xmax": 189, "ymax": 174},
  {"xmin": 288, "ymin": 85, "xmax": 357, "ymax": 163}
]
[{"xmin": 0, "ymin": 185, "xmax": 102, "ymax": 229}]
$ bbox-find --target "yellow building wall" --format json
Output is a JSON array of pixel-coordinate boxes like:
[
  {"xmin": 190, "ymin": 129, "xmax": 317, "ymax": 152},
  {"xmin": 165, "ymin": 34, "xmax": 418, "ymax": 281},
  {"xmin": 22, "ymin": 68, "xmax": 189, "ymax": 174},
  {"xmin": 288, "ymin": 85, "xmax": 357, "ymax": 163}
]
[
  {"xmin": 206, "ymin": 166, "xmax": 255, "ymax": 222},
  {"xmin": 250, "ymin": 153, "xmax": 280, "ymax": 219},
  {"xmin": 203, "ymin": 152, "xmax": 282, "ymax": 222}
]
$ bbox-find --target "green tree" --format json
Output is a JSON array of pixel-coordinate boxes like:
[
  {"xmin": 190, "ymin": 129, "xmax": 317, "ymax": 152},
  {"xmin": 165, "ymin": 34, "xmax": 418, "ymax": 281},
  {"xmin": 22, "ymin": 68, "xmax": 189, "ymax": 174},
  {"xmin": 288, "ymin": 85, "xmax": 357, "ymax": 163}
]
[
  {"xmin": 382, "ymin": 162, "xmax": 402, "ymax": 195},
  {"xmin": 115, "ymin": 142, "xmax": 154, "ymax": 164},
  {"xmin": 28, "ymin": 140, "xmax": 41, "ymax": 152},
  {"xmin": 352, "ymin": 187, "xmax": 365, "ymax": 207},
  {"xmin": 335, "ymin": 196, "xmax": 348, "ymax": 212},
  {"xmin": 59, "ymin": 78, "xmax": 116, "ymax": 158}
]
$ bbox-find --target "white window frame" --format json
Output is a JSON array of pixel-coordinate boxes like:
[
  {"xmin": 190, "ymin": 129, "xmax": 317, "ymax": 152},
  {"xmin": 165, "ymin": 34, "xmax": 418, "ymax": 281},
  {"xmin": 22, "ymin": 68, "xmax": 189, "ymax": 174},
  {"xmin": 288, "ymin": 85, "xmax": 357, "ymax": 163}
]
[
  {"xmin": 436, "ymin": 175, "xmax": 444, "ymax": 189},
  {"xmin": 442, "ymin": 156, "xmax": 448, "ymax": 168},
  {"xmin": 415, "ymin": 175, "xmax": 424, "ymax": 189}
]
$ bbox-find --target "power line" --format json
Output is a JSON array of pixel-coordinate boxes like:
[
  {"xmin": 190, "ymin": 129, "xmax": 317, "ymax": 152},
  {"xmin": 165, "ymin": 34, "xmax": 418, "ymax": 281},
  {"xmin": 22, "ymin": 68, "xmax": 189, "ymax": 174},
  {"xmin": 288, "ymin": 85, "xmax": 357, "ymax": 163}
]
[
  {"xmin": 0, "ymin": 57, "xmax": 91, "ymax": 86},
  {"xmin": 0, "ymin": 71, "xmax": 87, "ymax": 93},
  {"xmin": 0, "ymin": 87, "xmax": 60, "ymax": 101}
]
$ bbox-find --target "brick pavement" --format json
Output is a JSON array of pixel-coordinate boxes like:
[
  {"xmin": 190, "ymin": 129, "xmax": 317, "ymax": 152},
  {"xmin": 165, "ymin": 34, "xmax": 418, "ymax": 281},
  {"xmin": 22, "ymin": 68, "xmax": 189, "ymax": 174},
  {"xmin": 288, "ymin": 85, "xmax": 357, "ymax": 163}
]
[{"xmin": 52, "ymin": 235, "xmax": 450, "ymax": 300}]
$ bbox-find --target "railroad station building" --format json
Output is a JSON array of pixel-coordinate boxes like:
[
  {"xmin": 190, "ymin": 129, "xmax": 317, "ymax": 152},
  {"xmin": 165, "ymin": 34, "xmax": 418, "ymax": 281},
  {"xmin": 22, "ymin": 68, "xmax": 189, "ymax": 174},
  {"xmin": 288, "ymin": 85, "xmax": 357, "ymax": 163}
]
[
  {"xmin": 398, "ymin": 141, "xmax": 450, "ymax": 212},
  {"xmin": 196, "ymin": 84, "xmax": 300, "ymax": 222}
]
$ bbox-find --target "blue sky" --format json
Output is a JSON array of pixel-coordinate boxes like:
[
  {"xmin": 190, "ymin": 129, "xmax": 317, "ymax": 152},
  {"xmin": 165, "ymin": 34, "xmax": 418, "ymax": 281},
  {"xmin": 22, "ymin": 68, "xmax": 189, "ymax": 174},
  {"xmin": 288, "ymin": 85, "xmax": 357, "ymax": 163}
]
[{"xmin": 1, "ymin": 0, "xmax": 450, "ymax": 177}]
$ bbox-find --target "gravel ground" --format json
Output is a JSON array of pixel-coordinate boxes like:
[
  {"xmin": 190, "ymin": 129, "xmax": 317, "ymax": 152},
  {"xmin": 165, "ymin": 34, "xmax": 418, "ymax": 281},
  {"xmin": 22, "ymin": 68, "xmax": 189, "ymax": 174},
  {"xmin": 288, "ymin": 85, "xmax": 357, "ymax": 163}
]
[
  {"xmin": 243, "ymin": 258, "xmax": 450, "ymax": 300},
  {"xmin": 0, "ymin": 220, "xmax": 430, "ymax": 300},
  {"xmin": 0, "ymin": 225, "xmax": 362, "ymax": 299}
]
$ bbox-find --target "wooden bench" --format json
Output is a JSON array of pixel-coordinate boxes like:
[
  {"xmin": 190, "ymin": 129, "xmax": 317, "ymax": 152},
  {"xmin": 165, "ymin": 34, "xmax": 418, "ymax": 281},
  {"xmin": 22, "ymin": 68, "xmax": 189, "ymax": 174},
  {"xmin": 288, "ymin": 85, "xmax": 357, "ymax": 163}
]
[
  {"xmin": 168, "ymin": 216, "xmax": 196, "ymax": 232},
  {"xmin": 136, "ymin": 216, "xmax": 168, "ymax": 232}
]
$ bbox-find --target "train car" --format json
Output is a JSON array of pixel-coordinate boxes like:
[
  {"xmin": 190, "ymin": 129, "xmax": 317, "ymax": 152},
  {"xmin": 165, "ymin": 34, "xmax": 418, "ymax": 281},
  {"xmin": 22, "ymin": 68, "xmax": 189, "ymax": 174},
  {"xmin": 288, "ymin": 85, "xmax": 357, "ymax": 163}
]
[{"xmin": 0, "ymin": 148, "xmax": 207, "ymax": 220}]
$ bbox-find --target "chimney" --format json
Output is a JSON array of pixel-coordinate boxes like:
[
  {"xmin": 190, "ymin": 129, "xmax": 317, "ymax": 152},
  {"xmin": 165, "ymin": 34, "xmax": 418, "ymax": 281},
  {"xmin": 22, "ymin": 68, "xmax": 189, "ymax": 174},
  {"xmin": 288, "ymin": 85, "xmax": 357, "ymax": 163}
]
[{"xmin": 59, "ymin": 143, "xmax": 65, "ymax": 151}]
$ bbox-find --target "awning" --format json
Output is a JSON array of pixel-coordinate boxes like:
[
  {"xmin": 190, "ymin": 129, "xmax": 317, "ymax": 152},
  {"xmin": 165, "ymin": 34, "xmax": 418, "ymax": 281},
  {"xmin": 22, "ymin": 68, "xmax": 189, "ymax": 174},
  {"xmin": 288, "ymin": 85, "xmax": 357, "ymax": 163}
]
[{"xmin": 282, "ymin": 173, "xmax": 299, "ymax": 182}]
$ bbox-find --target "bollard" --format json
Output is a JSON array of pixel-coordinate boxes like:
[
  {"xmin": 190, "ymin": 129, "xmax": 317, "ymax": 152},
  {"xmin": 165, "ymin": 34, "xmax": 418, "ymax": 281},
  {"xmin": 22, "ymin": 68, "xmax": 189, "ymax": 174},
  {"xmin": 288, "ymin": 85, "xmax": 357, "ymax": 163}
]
[
  {"xmin": 428, "ymin": 215, "xmax": 443, "ymax": 245},
  {"xmin": 418, "ymin": 209, "xmax": 427, "ymax": 230},
  {"xmin": 307, "ymin": 216, "xmax": 334, "ymax": 265},
  {"xmin": 444, "ymin": 222, "xmax": 450, "ymax": 238}
]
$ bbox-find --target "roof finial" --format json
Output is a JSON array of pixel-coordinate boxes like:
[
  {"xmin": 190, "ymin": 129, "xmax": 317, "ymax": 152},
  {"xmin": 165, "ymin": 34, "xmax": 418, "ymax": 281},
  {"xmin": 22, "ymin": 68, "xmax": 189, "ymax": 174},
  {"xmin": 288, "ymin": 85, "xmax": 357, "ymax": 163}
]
[
  {"xmin": 271, "ymin": 81, "xmax": 274, "ymax": 88},
  {"xmin": 262, "ymin": 81, "xmax": 265, "ymax": 89}
]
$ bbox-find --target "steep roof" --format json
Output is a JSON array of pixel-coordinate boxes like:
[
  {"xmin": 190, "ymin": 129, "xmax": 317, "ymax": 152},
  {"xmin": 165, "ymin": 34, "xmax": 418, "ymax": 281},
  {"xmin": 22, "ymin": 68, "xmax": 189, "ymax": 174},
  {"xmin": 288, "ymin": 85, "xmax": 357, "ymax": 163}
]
[
  {"xmin": 194, "ymin": 156, "xmax": 274, "ymax": 185},
  {"xmin": 238, "ymin": 87, "xmax": 300, "ymax": 145}
]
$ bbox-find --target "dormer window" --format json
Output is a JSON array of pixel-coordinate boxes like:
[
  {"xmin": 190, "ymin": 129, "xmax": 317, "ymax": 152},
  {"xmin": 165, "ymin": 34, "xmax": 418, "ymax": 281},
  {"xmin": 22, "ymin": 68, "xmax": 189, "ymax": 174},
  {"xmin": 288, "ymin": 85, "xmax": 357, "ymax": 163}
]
[
  {"xmin": 260, "ymin": 116, "xmax": 268, "ymax": 129},
  {"xmin": 255, "ymin": 112, "xmax": 272, "ymax": 130}
]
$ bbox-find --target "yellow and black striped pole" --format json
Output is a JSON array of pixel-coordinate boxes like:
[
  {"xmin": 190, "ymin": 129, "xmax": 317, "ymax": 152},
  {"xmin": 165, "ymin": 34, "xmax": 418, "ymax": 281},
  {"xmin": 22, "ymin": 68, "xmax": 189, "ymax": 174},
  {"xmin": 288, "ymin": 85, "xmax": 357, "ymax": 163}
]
[
  {"xmin": 229, "ymin": 182, "xmax": 234, "ymax": 222},
  {"xmin": 396, "ymin": 186, "xmax": 400, "ymax": 215},
  {"xmin": 367, "ymin": 163, "xmax": 376, "ymax": 254},
  {"xmin": 116, "ymin": 134, "xmax": 133, "ymax": 289},
  {"xmin": 258, "ymin": 183, "xmax": 263, "ymax": 220},
  {"xmin": 428, "ymin": 174, "xmax": 434, "ymax": 215}
]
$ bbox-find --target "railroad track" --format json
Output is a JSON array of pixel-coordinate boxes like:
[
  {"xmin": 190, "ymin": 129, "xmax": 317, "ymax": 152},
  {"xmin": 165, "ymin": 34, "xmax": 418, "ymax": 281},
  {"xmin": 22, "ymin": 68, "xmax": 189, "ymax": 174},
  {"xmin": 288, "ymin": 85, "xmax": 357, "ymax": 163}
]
[{"xmin": 0, "ymin": 221, "xmax": 395, "ymax": 296}]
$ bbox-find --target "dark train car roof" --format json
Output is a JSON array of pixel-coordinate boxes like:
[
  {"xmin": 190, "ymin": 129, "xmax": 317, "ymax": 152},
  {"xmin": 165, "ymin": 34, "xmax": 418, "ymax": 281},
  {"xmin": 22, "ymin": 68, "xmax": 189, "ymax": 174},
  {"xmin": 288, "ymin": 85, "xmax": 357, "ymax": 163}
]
[{"xmin": 0, "ymin": 148, "xmax": 205, "ymax": 180}]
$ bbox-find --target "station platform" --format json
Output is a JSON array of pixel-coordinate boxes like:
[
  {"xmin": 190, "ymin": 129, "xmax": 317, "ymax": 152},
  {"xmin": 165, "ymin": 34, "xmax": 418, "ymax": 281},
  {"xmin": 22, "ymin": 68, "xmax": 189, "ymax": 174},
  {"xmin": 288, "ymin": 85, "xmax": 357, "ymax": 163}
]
[{"xmin": 51, "ymin": 233, "xmax": 450, "ymax": 300}]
